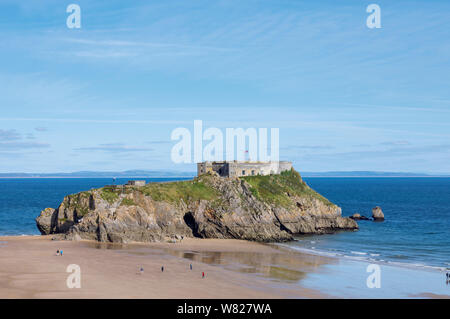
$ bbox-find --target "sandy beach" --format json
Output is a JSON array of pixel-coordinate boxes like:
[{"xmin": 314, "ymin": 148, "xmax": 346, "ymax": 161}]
[
  {"xmin": 1, "ymin": 236, "xmax": 448, "ymax": 299},
  {"xmin": 0, "ymin": 236, "xmax": 330, "ymax": 299}
]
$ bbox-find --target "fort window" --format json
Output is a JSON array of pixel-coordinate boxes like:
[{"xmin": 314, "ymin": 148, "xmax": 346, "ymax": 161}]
[
  {"xmin": 251, "ymin": 170, "xmax": 255, "ymax": 175},
  {"xmin": 242, "ymin": 170, "xmax": 246, "ymax": 175}
]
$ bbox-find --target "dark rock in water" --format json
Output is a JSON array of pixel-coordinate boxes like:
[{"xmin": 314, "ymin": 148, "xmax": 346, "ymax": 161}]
[
  {"xmin": 35, "ymin": 169, "xmax": 358, "ymax": 243},
  {"xmin": 372, "ymin": 206, "xmax": 385, "ymax": 221},
  {"xmin": 350, "ymin": 213, "xmax": 371, "ymax": 221}
]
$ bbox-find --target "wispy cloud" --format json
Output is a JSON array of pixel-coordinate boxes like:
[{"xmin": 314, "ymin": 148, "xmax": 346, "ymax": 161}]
[
  {"xmin": 63, "ymin": 38, "xmax": 236, "ymax": 52},
  {"xmin": 145, "ymin": 140, "xmax": 171, "ymax": 145},
  {"xmin": 0, "ymin": 117, "xmax": 188, "ymax": 125},
  {"xmin": 0, "ymin": 129, "xmax": 21, "ymax": 141},
  {"xmin": 0, "ymin": 141, "xmax": 50, "ymax": 150},
  {"xmin": 74, "ymin": 143, "xmax": 154, "ymax": 153},
  {"xmin": 380, "ymin": 141, "xmax": 410, "ymax": 146},
  {"xmin": 0, "ymin": 128, "xmax": 50, "ymax": 151},
  {"xmin": 281, "ymin": 144, "xmax": 333, "ymax": 151},
  {"xmin": 301, "ymin": 144, "xmax": 450, "ymax": 161}
]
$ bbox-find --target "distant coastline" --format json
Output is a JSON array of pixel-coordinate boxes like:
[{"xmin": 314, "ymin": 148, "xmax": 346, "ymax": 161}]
[
  {"xmin": 0, "ymin": 170, "xmax": 195, "ymax": 179},
  {"xmin": 302, "ymin": 172, "xmax": 450, "ymax": 178},
  {"xmin": 0, "ymin": 170, "xmax": 449, "ymax": 178}
]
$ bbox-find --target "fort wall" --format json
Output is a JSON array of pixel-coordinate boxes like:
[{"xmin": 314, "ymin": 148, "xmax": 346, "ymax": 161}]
[{"xmin": 197, "ymin": 161, "xmax": 292, "ymax": 177}]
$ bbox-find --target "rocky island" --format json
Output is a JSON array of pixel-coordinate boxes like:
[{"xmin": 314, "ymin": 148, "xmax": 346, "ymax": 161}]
[{"xmin": 35, "ymin": 169, "xmax": 358, "ymax": 243}]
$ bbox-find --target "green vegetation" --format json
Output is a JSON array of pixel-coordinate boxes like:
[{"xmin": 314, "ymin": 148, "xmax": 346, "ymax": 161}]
[
  {"xmin": 241, "ymin": 169, "xmax": 334, "ymax": 208},
  {"xmin": 101, "ymin": 186, "xmax": 120, "ymax": 204},
  {"xmin": 80, "ymin": 170, "xmax": 332, "ymax": 211},
  {"xmin": 67, "ymin": 191, "xmax": 90, "ymax": 216},
  {"xmin": 139, "ymin": 178, "xmax": 218, "ymax": 204},
  {"xmin": 76, "ymin": 207, "xmax": 89, "ymax": 217},
  {"xmin": 120, "ymin": 198, "xmax": 136, "ymax": 206}
]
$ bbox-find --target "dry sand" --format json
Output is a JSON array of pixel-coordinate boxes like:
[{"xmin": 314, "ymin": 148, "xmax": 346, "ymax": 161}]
[{"xmin": 0, "ymin": 236, "xmax": 329, "ymax": 299}]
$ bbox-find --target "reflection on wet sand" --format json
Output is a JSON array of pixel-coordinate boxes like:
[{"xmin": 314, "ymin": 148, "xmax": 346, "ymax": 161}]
[
  {"xmin": 162, "ymin": 246, "xmax": 338, "ymax": 283},
  {"xmin": 82, "ymin": 241, "xmax": 128, "ymax": 250},
  {"xmin": 80, "ymin": 239, "xmax": 338, "ymax": 285}
]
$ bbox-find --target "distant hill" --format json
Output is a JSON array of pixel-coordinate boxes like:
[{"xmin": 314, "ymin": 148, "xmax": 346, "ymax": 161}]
[
  {"xmin": 301, "ymin": 171, "xmax": 449, "ymax": 177},
  {"xmin": 0, "ymin": 170, "xmax": 196, "ymax": 178}
]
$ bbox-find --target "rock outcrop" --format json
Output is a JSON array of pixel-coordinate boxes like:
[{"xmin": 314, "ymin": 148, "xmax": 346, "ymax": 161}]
[
  {"xmin": 350, "ymin": 213, "xmax": 371, "ymax": 221},
  {"xmin": 35, "ymin": 169, "xmax": 358, "ymax": 243},
  {"xmin": 372, "ymin": 206, "xmax": 385, "ymax": 221}
]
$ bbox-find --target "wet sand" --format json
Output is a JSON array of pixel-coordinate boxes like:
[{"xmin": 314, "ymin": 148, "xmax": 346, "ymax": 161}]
[
  {"xmin": 0, "ymin": 236, "xmax": 329, "ymax": 299},
  {"xmin": 1, "ymin": 236, "xmax": 447, "ymax": 299}
]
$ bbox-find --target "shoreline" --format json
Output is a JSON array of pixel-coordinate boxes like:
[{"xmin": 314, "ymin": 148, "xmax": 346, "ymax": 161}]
[
  {"xmin": 278, "ymin": 242, "xmax": 449, "ymax": 274},
  {"xmin": 1, "ymin": 232, "xmax": 448, "ymax": 274},
  {"xmin": 0, "ymin": 235, "xmax": 448, "ymax": 298},
  {"xmin": 0, "ymin": 235, "xmax": 329, "ymax": 299}
]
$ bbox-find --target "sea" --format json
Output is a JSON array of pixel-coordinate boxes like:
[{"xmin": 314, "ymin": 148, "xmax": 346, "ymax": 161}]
[{"xmin": 0, "ymin": 177, "xmax": 449, "ymax": 274}]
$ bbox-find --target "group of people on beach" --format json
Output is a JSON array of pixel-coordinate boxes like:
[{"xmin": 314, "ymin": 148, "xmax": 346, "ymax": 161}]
[
  {"xmin": 137, "ymin": 263, "xmax": 206, "ymax": 278},
  {"xmin": 55, "ymin": 249, "xmax": 63, "ymax": 256}
]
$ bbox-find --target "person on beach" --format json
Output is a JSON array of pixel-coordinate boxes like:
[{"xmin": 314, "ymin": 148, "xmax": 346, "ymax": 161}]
[
  {"xmin": 56, "ymin": 250, "xmax": 60, "ymax": 256},
  {"xmin": 202, "ymin": 272, "xmax": 205, "ymax": 279},
  {"xmin": 60, "ymin": 250, "xmax": 63, "ymax": 256},
  {"xmin": 140, "ymin": 267, "xmax": 144, "ymax": 274},
  {"xmin": 161, "ymin": 266, "xmax": 164, "ymax": 272},
  {"xmin": 190, "ymin": 264, "xmax": 192, "ymax": 270}
]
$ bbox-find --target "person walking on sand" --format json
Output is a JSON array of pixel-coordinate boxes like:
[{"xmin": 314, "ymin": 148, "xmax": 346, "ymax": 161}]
[
  {"xmin": 161, "ymin": 266, "xmax": 164, "ymax": 272},
  {"xmin": 140, "ymin": 267, "xmax": 144, "ymax": 274},
  {"xmin": 60, "ymin": 250, "xmax": 63, "ymax": 256},
  {"xmin": 56, "ymin": 250, "xmax": 60, "ymax": 256},
  {"xmin": 202, "ymin": 272, "xmax": 205, "ymax": 279},
  {"xmin": 190, "ymin": 264, "xmax": 192, "ymax": 270}
]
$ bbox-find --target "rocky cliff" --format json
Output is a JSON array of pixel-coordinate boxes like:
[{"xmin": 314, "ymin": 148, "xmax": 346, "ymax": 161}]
[{"xmin": 35, "ymin": 169, "xmax": 358, "ymax": 243}]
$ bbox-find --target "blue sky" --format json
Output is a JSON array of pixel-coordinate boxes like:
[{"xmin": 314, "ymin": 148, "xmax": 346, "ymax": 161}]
[{"xmin": 0, "ymin": 0, "xmax": 450, "ymax": 173}]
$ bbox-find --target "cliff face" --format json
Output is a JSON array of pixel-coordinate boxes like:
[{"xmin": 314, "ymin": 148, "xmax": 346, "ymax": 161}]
[{"xmin": 35, "ymin": 169, "xmax": 358, "ymax": 243}]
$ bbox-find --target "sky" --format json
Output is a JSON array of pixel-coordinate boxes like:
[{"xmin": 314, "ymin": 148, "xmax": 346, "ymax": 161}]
[{"xmin": 0, "ymin": 0, "xmax": 449, "ymax": 174}]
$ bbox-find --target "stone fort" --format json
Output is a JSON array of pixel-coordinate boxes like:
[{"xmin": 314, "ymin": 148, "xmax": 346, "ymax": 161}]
[{"xmin": 197, "ymin": 161, "xmax": 292, "ymax": 178}]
